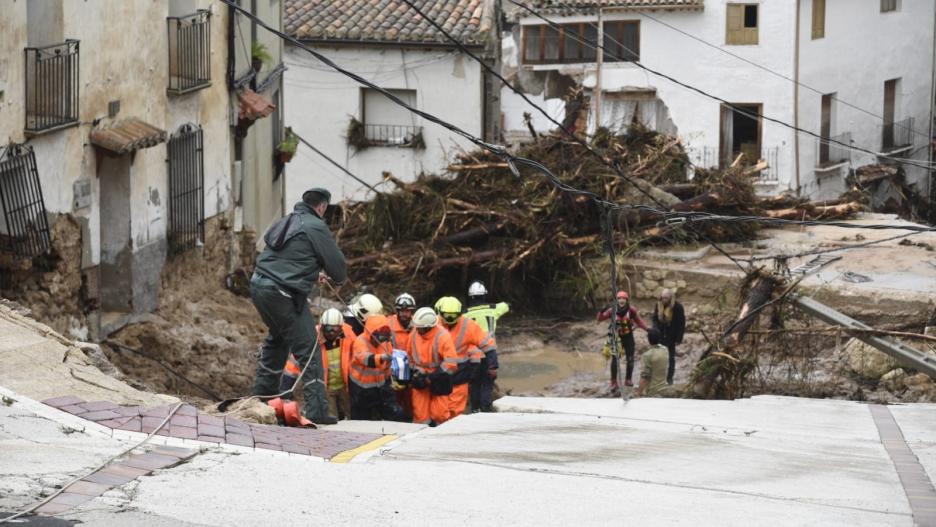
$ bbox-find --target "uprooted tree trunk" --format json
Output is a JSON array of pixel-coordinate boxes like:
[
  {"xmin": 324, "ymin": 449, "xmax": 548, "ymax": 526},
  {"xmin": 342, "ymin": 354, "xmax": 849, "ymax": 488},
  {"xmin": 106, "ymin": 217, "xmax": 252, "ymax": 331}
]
[{"xmin": 692, "ymin": 270, "xmax": 784, "ymax": 399}]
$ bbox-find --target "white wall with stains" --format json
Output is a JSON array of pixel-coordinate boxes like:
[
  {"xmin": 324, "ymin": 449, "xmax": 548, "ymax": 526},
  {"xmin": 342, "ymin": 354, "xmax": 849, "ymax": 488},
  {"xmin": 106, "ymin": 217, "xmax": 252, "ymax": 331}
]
[
  {"xmin": 284, "ymin": 44, "xmax": 485, "ymax": 204},
  {"xmin": 504, "ymin": 0, "xmax": 934, "ymax": 198}
]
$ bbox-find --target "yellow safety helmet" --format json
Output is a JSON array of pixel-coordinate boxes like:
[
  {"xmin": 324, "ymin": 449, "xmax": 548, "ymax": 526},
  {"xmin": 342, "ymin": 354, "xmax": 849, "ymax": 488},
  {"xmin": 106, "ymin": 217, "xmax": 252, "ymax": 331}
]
[{"xmin": 434, "ymin": 296, "xmax": 462, "ymax": 325}]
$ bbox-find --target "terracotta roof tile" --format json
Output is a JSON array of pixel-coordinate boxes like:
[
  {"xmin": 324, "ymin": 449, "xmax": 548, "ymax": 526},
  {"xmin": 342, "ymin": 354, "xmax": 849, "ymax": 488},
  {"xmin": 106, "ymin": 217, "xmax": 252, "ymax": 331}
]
[
  {"xmin": 90, "ymin": 118, "xmax": 167, "ymax": 155},
  {"xmin": 285, "ymin": 0, "xmax": 491, "ymax": 46}
]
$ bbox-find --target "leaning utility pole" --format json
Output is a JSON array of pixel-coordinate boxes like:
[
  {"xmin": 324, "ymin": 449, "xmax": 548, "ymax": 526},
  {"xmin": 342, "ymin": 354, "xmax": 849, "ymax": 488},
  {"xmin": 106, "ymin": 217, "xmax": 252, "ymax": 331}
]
[{"xmin": 593, "ymin": 8, "xmax": 603, "ymax": 134}]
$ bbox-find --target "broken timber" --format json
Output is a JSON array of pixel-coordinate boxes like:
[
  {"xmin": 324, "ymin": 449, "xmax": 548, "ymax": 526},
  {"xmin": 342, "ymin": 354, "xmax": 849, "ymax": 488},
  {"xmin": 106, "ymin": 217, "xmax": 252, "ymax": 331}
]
[{"xmin": 794, "ymin": 295, "xmax": 936, "ymax": 379}]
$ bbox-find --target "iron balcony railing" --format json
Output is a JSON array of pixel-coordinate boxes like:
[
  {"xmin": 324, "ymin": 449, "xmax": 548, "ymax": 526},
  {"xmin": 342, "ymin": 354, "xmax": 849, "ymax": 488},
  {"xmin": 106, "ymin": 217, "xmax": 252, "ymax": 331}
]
[
  {"xmin": 817, "ymin": 131, "xmax": 851, "ymax": 167},
  {"xmin": 0, "ymin": 145, "xmax": 52, "ymax": 258},
  {"xmin": 882, "ymin": 116, "xmax": 914, "ymax": 151},
  {"xmin": 24, "ymin": 40, "xmax": 79, "ymax": 136},
  {"xmin": 687, "ymin": 146, "xmax": 780, "ymax": 182},
  {"xmin": 364, "ymin": 124, "xmax": 423, "ymax": 147},
  {"xmin": 759, "ymin": 147, "xmax": 780, "ymax": 182},
  {"xmin": 168, "ymin": 10, "xmax": 211, "ymax": 95},
  {"xmin": 167, "ymin": 124, "xmax": 205, "ymax": 255}
]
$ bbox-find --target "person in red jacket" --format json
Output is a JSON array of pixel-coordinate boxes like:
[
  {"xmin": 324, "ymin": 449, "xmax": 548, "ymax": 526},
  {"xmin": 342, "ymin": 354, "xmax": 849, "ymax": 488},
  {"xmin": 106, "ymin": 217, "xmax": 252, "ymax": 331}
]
[{"xmin": 597, "ymin": 291, "xmax": 648, "ymax": 392}]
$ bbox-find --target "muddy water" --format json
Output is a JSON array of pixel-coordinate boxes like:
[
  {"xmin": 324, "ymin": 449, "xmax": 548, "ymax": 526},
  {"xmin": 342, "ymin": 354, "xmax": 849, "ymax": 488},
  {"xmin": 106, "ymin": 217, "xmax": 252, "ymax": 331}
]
[{"xmin": 497, "ymin": 344, "xmax": 607, "ymax": 394}]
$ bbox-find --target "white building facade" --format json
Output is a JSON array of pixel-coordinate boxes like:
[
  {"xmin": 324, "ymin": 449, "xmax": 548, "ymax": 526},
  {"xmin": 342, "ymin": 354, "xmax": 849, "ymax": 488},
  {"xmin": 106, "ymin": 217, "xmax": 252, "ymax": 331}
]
[
  {"xmin": 502, "ymin": 0, "xmax": 936, "ymax": 199},
  {"xmin": 283, "ymin": 0, "xmax": 499, "ymax": 204}
]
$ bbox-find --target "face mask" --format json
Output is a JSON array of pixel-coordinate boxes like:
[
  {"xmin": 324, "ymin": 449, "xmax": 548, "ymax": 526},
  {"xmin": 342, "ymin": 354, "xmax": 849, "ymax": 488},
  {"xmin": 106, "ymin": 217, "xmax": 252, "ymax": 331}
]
[
  {"xmin": 373, "ymin": 332, "xmax": 391, "ymax": 343},
  {"xmin": 442, "ymin": 313, "xmax": 459, "ymax": 325}
]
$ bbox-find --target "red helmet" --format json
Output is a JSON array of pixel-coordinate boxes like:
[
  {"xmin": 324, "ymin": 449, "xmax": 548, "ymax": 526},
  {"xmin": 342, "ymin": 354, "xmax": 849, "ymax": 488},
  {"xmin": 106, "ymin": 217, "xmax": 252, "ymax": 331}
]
[{"xmin": 616, "ymin": 291, "xmax": 629, "ymax": 300}]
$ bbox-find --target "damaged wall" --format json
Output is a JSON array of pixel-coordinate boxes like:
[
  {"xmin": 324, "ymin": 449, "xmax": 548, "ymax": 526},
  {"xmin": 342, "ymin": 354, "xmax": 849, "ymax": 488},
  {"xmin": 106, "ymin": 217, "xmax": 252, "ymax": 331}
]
[
  {"xmin": 0, "ymin": 1, "xmax": 234, "ymax": 333},
  {"xmin": 283, "ymin": 45, "xmax": 486, "ymax": 203}
]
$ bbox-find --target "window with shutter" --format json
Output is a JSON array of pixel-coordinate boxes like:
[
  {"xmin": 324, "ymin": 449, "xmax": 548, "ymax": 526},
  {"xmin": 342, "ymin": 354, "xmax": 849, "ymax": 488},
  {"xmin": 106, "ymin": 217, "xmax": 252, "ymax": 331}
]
[
  {"xmin": 726, "ymin": 4, "xmax": 758, "ymax": 45},
  {"xmin": 812, "ymin": 0, "xmax": 825, "ymax": 39},
  {"xmin": 881, "ymin": 0, "xmax": 897, "ymax": 13}
]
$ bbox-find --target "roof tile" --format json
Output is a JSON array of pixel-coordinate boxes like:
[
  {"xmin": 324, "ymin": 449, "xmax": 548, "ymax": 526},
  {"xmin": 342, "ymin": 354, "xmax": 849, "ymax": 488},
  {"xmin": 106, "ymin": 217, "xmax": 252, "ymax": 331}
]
[{"xmin": 285, "ymin": 0, "xmax": 492, "ymax": 46}]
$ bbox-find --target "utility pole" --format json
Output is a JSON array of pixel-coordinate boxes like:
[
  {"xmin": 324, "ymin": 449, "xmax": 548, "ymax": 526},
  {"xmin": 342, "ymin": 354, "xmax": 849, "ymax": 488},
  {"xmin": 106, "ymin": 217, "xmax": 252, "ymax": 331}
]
[{"xmin": 594, "ymin": 8, "xmax": 603, "ymax": 135}]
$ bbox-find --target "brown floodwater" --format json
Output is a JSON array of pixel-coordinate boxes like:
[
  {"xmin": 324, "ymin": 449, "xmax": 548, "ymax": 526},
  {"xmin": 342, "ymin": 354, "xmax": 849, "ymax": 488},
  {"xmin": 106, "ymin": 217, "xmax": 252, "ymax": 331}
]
[{"xmin": 496, "ymin": 343, "xmax": 607, "ymax": 394}]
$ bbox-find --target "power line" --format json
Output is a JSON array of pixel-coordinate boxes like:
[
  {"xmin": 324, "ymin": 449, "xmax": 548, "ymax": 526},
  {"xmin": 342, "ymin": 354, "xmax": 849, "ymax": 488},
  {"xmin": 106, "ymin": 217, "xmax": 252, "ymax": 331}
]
[
  {"xmin": 227, "ymin": 1, "xmax": 933, "ymax": 245},
  {"xmin": 507, "ymin": 0, "xmax": 936, "ymax": 172},
  {"xmin": 631, "ymin": 7, "xmax": 931, "ymax": 143},
  {"xmin": 292, "ymin": 131, "xmax": 380, "ymax": 193}
]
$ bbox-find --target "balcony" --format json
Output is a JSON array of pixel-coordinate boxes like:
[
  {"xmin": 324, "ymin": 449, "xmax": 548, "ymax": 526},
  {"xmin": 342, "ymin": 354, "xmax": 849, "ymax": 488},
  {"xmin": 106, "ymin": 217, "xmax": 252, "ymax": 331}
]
[
  {"xmin": 167, "ymin": 10, "xmax": 211, "ymax": 95},
  {"xmin": 24, "ymin": 40, "xmax": 80, "ymax": 136},
  {"xmin": 816, "ymin": 132, "xmax": 851, "ymax": 168},
  {"xmin": 363, "ymin": 124, "xmax": 424, "ymax": 148},
  {"xmin": 881, "ymin": 117, "xmax": 913, "ymax": 152}
]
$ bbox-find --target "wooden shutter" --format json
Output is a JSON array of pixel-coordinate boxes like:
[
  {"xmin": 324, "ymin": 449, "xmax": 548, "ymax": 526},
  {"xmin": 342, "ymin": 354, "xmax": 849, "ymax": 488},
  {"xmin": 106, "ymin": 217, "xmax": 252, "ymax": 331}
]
[
  {"xmin": 812, "ymin": 0, "xmax": 825, "ymax": 39},
  {"xmin": 726, "ymin": 4, "xmax": 744, "ymax": 44}
]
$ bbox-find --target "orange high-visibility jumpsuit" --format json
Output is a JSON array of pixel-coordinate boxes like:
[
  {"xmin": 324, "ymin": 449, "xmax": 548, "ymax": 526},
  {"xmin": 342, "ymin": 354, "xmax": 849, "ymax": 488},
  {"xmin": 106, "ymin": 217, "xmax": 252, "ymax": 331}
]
[
  {"xmin": 388, "ymin": 314, "xmax": 414, "ymax": 414},
  {"xmin": 407, "ymin": 325, "xmax": 458, "ymax": 425},
  {"xmin": 284, "ymin": 323, "xmax": 355, "ymax": 386},
  {"xmin": 442, "ymin": 316, "xmax": 496, "ymax": 417}
]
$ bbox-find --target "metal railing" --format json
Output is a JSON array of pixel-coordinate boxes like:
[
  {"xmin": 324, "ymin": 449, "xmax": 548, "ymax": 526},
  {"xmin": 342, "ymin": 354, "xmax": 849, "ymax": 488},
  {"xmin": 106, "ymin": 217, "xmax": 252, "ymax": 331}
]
[
  {"xmin": 817, "ymin": 131, "xmax": 851, "ymax": 167},
  {"xmin": 882, "ymin": 117, "xmax": 914, "ymax": 151},
  {"xmin": 687, "ymin": 146, "xmax": 719, "ymax": 171},
  {"xmin": 24, "ymin": 40, "xmax": 80, "ymax": 136},
  {"xmin": 168, "ymin": 10, "xmax": 211, "ymax": 95},
  {"xmin": 363, "ymin": 124, "xmax": 423, "ymax": 147},
  {"xmin": 0, "ymin": 145, "xmax": 51, "ymax": 258},
  {"xmin": 758, "ymin": 147, "xmax": 780, "ymax": 182},
  {"xmin": 167, "ymin": 124, "xmax": 205, "ymax": 255}
]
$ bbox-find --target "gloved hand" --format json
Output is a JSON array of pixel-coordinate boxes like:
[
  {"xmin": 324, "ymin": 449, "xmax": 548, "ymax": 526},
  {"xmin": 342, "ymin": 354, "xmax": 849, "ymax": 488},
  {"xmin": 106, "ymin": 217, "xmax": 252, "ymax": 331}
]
[
  {"xmin": 380, "ymin": 353, "xmax": 393, "ymax": 365},
  {"xmin": 411, "ymin": 373, "xmax": 428, "ymax": 389},
  {"xmin": 487, "ymin": 369, "xmax": 498, "ymax": 380}
]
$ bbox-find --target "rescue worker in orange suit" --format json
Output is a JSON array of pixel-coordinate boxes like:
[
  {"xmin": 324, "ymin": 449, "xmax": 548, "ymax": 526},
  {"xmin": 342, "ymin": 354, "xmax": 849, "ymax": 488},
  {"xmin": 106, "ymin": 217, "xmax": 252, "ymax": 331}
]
[
  {"xmin": 434, "ymin": 296, "xmax": 496, "ymax": 418},
  {"xmin": 597, "ymin": 291, "xmax": 648, "ymax": 392},
  {"xmin": 348, "ymin": 315, "xmax": 407, "ymax": 421},
  {"xmin": 389, "ymin": 293, "xmax": 417, "ymax": 414},
  {"xmin": 407, "ymin": 307, "xmax": 459, "ymax": 426},
  {"xmin": 280, "ymin": 308, "xmax": 354, "ymax": 420}
]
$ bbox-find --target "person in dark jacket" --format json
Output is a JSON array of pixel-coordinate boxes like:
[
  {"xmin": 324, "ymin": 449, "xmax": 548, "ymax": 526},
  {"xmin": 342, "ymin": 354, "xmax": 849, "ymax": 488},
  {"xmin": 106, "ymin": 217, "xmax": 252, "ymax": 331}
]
[
  {"xmin": 250, "ymin": 188, "xmax": 347, "ymax": 425},
  {"xmin": 651, "ymin": 288, "xmax": 686, "ymax": 385}
]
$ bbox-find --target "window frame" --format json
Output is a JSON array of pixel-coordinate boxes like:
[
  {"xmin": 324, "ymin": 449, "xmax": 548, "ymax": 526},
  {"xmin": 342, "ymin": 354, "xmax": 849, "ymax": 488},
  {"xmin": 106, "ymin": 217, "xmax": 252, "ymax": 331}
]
[
  {"xmin": 881, "ymin": 0, "xmax": 898, "ymax": 13},
  {"xmin": 521, "ymin": 20, "xmax": 640, "ymax": 65},
  {"xmin": 811, "ymin": 0, "xmax": 825, "ymax": 40},
  {"xmin": 725, "ymin": 3, "xmax": 759, "ymax": 46}
]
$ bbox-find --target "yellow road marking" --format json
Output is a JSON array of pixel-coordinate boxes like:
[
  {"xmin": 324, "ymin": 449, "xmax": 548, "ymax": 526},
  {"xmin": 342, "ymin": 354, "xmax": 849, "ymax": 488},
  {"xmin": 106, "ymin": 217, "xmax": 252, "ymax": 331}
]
[{"xmin": 330, "ymin": 434, "xmax": 398, "ymax": 464}]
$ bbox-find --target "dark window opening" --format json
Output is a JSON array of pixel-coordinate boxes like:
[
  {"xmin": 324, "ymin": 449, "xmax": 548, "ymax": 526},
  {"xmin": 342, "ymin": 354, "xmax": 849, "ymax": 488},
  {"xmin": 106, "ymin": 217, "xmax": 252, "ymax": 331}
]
[
  {"xmin": 167, "ymin": 124, "xmax": 205, "ymax": 255},
  {"xmin": 522, "ymin": 21, "xmax": 638, "ymax": 64},
  {"xmin": 720, "ymin": 104, "xmax": 762, "ymax": 168},
  {"xmin": 744, "ymin": 5, "xmax": 758, "ymax": 28}
]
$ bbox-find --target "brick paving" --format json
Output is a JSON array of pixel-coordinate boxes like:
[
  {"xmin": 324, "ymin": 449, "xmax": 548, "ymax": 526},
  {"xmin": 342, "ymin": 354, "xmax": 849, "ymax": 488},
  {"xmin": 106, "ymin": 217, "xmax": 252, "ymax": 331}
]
[
  {"xmin": 33, "ymin": 445, "xmax": 198, "ymax": 517},
  {"xmin": 42, "ymin": 396, "xmax": 384, "ymax": 460},
  {"xmin": 869, "ymin": 404, "xmax": 936, "ymax": 527}
]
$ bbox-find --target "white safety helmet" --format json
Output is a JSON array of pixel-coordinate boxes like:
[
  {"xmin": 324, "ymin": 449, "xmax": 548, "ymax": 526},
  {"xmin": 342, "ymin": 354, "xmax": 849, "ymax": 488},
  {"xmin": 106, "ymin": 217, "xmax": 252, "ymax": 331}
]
[
  {"xmin": 351, "ymin": 293, "xmax": 383, "ymax": 322},
  {"xmin": 468, "ymin": 281, "xmax": 488, "ymax": 298},
  {"xmin": 394, "ymin": 293, "xmax": 416, "ymax": 310},
  {"xmin": 320, "ymin": 308, "xmax": 343, "ymax": 327},
  {"xmin": 412, "ymin": 307, "xmax": 438, "ymax": 329}
]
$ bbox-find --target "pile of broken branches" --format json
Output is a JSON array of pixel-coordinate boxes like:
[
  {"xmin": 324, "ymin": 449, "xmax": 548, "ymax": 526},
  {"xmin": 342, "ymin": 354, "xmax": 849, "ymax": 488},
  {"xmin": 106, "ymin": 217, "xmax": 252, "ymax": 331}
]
[{"xmin": 328, "ymin": 128, "xmax": 865, "ymax": 308}]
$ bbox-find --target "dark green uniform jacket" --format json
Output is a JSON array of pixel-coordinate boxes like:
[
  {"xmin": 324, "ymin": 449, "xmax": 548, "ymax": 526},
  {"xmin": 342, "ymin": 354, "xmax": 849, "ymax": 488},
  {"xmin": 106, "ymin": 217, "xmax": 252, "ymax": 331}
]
[{"xmin": 254, "ymin": 202, "xmax": 347, "ymax": 295}]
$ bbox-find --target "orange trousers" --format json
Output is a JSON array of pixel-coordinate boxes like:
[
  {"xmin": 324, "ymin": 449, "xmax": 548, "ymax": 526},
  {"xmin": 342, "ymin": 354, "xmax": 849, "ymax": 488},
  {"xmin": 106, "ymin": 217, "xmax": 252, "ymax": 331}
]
[
  {"xmin": 447, "ymin": 384, "xmax": 469, "ymax": 418},
  {"xmin": 411, "ymin": 387, "xmax": 452, "ymax": 425}
]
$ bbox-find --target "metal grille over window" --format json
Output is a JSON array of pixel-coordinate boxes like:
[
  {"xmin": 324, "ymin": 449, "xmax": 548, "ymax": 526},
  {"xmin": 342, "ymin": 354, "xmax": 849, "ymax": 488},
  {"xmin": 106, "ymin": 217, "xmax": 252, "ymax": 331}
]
[
  {"xmin": 24, "ymin": 40, "xmax": 80, "ymax": 136},
  {"xmin": 0, "ymin": 145, "xmax": 52, "ymax": 258},
  {"xmin": 167, "ymin": 124, "xmax": 205, "ymax": 255},
  {"xmin": 168, "ymin": 10, "xmax": 211, "ymax": 95}
]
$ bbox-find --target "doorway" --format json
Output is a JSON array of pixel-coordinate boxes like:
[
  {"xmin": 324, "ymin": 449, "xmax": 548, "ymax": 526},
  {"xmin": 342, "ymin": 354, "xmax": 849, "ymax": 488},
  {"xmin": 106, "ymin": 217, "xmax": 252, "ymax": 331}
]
[
  {"xmin": 98, "ymin": 155, "xmax": 133, "ymax": 313},
  {"xmin": 719, "ymin": 103, "xmax": 762, "ymax": 168}
]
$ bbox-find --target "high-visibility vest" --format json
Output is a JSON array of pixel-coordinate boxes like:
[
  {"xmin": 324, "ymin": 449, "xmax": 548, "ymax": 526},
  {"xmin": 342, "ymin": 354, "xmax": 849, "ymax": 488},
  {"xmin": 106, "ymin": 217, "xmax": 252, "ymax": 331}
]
[
  {"xmin": 466, "ymin": 302, "xmax": 509, "ymax": 336},
  {"xmin": 407, "ymin": 326, "xmax": 458, "ymax": 375},
  {"xmin": 284, "ymin": 323, "xmax": 354, "ymax": 388},
  {"xmin": 349, "ymin": 334, "xmax": 393, "ymax": 389},
  {"xmin": 388, "ymin": 314, "xmax": 412, "ymax": 352},
  {"xmin": 444, "ymin": 317, "xmax": 496, "ymax": 365}
]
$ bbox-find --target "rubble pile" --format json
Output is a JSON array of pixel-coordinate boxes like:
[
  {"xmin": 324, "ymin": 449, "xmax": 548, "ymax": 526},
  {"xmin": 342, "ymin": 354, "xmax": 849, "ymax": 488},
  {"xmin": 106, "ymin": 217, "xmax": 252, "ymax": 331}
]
[{"xmin": 330, "ymin": 128, "xmax": 864, "ymax": 309}]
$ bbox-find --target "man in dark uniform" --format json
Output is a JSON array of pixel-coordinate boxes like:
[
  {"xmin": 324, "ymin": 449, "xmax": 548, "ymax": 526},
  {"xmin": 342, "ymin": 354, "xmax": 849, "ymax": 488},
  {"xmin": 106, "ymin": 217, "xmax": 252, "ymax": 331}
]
[{"xmin": 250, "ymin": 188, "xmax": 347, "ymax": 425}]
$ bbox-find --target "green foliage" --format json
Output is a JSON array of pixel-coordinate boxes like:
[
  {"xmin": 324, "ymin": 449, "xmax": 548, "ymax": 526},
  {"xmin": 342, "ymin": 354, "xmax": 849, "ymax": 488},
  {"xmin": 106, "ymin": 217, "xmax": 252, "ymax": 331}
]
[
  {"xmin": 251, "ymin": 41, "xmax": 272, "ymax": 66},
  {"xmin": 277, "ymin": 127, "xmax": 298, "ymax": 155}
]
